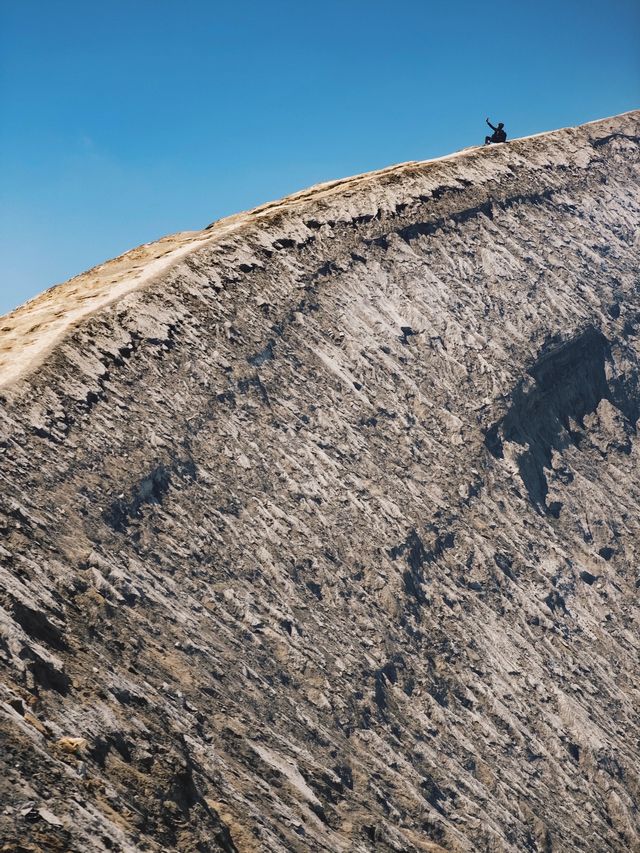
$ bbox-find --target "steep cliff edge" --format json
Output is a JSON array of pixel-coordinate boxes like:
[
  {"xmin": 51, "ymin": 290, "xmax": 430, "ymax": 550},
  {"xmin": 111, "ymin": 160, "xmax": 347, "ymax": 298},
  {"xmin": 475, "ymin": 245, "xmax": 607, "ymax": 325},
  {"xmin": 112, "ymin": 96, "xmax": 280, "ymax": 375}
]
[{"xmin": 1, "ymin": 112, "xmax": 639, "ymax": 852}]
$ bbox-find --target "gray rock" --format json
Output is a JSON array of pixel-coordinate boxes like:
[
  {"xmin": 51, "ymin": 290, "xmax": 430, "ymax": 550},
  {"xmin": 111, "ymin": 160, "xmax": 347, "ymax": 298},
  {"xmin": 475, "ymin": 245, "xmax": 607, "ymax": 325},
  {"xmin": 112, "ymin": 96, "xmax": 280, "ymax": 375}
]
[{"xmin": 0, "ymin": 112, "xmax": 639, "ymax": 852}]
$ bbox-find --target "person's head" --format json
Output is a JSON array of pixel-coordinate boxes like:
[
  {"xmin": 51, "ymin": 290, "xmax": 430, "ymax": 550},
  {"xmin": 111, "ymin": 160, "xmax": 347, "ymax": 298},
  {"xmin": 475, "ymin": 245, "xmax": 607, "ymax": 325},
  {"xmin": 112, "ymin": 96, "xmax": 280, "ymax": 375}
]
[{"xmin": 498, "ymin": 122, "xmax": 504, "ymax": 129}]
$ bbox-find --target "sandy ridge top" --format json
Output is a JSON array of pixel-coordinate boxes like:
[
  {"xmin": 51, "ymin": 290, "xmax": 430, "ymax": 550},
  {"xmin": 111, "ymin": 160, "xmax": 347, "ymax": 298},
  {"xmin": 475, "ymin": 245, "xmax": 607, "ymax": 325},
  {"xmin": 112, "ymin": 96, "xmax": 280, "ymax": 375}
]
[{"xmin": 0, "ymin": 110, "xmax": 637, "ymax": 390}]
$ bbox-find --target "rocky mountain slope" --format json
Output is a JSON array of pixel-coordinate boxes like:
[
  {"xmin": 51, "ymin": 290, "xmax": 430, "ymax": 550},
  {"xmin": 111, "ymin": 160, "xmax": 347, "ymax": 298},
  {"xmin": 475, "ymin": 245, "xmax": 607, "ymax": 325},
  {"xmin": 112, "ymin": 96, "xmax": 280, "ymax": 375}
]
[{"xmin": 1, "ymin": 111, "xmax": 639, "ymax": 853}]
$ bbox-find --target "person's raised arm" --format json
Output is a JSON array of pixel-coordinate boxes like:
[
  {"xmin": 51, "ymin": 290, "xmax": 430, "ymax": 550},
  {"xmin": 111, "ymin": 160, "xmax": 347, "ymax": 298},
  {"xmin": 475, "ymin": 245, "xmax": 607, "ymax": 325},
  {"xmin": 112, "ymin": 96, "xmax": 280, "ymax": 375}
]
[{"xmin": 486, "ymin": 118, "xmax": 497, "ymax": 131}]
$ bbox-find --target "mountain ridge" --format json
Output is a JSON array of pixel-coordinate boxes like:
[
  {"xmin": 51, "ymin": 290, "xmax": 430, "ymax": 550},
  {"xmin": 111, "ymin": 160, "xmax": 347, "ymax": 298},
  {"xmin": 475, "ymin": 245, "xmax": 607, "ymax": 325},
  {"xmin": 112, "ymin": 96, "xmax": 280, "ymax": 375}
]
[
  {"xmin": 1, "ymin": 110, "xmax": 639, "ymax": 852},
  {"xmin": 1, "ymin": 110, "xmax": 637, "ymax": 390}
]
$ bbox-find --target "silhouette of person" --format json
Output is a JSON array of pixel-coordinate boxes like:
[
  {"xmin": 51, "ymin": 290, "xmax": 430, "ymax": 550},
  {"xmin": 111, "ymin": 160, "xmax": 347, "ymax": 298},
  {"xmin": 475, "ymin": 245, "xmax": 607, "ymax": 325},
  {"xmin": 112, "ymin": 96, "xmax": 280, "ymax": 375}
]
[{"xmin": 485, "ymin": 118, "xmax": 507, "ymax": 144}]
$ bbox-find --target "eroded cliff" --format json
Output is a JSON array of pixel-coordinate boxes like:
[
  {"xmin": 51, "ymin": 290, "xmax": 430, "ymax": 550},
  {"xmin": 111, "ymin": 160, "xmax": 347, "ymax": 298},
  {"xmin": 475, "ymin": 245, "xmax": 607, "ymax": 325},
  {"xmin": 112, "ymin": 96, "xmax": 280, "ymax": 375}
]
[{"xmin": 1, "ymin": 112, "xmax": 639, "ymax": 852}]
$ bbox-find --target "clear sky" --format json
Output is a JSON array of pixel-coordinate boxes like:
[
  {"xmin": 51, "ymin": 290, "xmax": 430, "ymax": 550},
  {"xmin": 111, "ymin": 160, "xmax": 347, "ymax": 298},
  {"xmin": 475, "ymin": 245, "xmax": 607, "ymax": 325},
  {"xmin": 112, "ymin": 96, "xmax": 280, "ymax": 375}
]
[{"xmin": 1, "ymin": 0, "xmax": 638, "ymax": 315}]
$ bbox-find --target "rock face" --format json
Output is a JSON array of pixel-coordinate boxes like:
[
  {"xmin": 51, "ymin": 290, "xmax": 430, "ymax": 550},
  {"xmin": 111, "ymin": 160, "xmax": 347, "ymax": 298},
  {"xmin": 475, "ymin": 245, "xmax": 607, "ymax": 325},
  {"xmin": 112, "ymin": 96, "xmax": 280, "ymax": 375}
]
[{"xmin": 1, "ymin": 112, "xmax": 639, "ymax": 853}]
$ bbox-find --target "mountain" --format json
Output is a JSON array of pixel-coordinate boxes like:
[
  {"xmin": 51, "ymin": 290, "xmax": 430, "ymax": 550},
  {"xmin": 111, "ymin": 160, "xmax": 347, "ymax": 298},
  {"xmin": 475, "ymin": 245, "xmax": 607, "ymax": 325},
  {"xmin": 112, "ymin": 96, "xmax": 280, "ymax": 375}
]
[{"xmin": 0, "ymin": 111, "xmax": 639, "ymax": 853}]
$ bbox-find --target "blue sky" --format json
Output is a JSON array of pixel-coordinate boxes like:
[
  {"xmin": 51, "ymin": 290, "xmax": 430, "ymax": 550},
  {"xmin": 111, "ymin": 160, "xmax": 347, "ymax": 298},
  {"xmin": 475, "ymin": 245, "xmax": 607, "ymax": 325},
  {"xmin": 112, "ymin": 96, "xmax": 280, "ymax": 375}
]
[{"xmin": 1, "ymin": 0, "xmax": 638, "ymax": 315}]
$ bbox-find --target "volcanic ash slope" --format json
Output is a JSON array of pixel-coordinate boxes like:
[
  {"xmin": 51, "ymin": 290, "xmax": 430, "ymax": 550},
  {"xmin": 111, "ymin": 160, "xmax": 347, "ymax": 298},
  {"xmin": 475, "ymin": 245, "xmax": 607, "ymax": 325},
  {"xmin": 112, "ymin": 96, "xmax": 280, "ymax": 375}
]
[{"xmin": 1, "ymin": 111, "xmax": 640, "ymax": 853}]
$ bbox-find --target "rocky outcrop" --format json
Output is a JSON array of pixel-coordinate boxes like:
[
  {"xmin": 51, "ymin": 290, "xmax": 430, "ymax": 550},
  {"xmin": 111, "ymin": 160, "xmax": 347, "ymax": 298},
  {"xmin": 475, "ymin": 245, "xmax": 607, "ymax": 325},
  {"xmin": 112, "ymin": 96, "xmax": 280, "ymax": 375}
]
[{"xmin": 0, "ymin": 112, "xmax": 639, "ymax": 852}]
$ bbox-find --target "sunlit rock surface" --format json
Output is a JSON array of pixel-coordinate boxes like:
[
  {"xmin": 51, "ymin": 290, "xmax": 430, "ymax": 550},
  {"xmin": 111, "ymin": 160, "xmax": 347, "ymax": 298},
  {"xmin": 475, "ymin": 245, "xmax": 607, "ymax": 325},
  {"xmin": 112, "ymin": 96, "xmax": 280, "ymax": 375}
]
[{"xmin": 1, "ymin": 111, "xmax": 639, "ymax": 852}]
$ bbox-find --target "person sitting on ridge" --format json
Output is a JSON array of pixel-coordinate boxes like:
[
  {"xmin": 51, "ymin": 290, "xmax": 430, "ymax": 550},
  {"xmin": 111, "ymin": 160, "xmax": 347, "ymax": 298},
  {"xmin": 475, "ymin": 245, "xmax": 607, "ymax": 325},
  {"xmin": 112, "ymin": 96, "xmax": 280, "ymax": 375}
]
[{"xmin": 485, "ymin": 118, "xmax": 507, "ymax": 144}]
